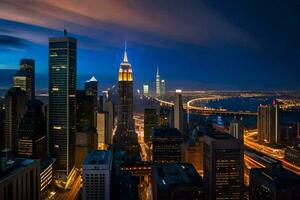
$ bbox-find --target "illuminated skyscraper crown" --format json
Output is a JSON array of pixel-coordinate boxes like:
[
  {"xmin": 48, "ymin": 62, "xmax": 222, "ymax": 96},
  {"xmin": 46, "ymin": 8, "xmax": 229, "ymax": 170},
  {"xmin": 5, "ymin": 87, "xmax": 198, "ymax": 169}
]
[{"xmin": 118, "ymin": 41, "xmax": 133, "ymax": 81}]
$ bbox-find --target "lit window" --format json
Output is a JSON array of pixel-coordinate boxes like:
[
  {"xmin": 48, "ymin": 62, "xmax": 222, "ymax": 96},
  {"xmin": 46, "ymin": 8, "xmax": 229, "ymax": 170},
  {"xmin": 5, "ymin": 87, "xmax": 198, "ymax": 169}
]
[
  {"xmin": 52, "ymin": 87, "xmax": 59, "ymax": 92},
  {"xmin": 53, "ymin": 126, "xmax": 62, "ymax": 130}
]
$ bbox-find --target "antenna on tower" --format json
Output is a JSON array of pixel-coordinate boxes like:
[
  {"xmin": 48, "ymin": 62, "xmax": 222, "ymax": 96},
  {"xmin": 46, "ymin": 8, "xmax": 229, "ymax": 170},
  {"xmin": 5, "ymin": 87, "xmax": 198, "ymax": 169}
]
[
  {"xmin": 123, "ymin": 40, "xmax": 128, "ymax": 62},
  {"xmin": 63, "ymin": 0, "xmax": 67, "ymax": 36}
]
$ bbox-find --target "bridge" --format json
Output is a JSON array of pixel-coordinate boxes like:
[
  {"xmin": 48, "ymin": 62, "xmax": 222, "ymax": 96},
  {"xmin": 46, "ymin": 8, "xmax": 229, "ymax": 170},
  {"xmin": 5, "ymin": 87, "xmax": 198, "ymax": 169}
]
[{"xmin": 156, "ymin": 96, "xmax": 257, "ymax": 116}]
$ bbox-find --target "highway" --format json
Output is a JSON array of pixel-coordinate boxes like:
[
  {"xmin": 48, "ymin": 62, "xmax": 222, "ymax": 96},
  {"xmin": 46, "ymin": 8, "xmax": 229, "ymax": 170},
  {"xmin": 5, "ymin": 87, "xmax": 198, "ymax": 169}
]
[
  {"xmin": 48, "ymin": 172, "xmax": 82, "ymax": 200},
  {"xmin": 134, "ymin": 113, "xmax": 150, "ymax": 162},
  {"xmin": 157, "ymin": 96, "xmax": 257, "ymax": 116},
  {"xmin": 244, "ymin": 130, "xmax": 300, "ymax": 175}
]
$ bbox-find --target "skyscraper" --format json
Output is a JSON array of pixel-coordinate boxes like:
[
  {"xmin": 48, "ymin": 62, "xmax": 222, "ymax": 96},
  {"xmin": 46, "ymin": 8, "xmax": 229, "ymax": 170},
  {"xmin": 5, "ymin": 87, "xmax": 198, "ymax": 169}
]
[
  {"xmin": 116, "ymin": 44, "xmax": 135, "ymax": 143},
  {"xmin": 16, "ymin": 58, "xmax": 35, "ymax": 99},
  {"xmin": 0, "ymin": 98, "xmax": 5, "ymax": 150},
  {"xmin": 85, "ymin": 76, "xmax": 98, "ymax": 97},
  {"xmin": 48, "ymin": 30, "xmax": 77, "ymax": 179},
  {"xmin": 144, "ymin": 108, "xmax": 158, "ymax": 145},
  {"xmin": 85, "ymin": 76, "xmax": 98, "ymax": 113},
  {"xmin": 161, "ymin": 79, "xmax": 166, "ymax": 96},
  {"xmin": 18, "ymin": 99, "xmax": 47, "ymax": 159},
  {"xmin": 257, "ymin": 104, "xmax": 279, "ymax": 145},
  {"xmin": 203, "ymin": 132, "xmax": 244, "ymax": 200},
  {"xmin": 4, "ymin": 87, "xmax": 27, "ymax": 155},
  {"xmin": 97, "ymin": 111, "xmax": 109, "ymax": 147},
  {"xmin": 174, "ymin": 89, "xmax": 184, "ymax": 132},
  {"xmin": 13, "ymin": 70, "xmax": 32, "ymax": 98},
  {"xmin": 156, "ymin": 67, "xmax": 160, "ymax": 97}
]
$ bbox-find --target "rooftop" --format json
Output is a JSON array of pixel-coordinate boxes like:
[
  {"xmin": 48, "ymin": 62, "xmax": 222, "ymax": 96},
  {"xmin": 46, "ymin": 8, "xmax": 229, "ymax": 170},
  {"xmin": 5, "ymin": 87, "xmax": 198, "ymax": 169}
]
[
  {"xmin": 0, "ymin": 157, "xmax": 38, "ymax": 181},
  {"xmin": 153, "ymin": 163, "xmax": 203, "ymax": 189},
  {"xmin": 83, "ymin": 150, "xmax": 112, "ymax": 166},
  {"xmin": 86, "ymin": 76, "xmax": 97, "ymax": 82}
]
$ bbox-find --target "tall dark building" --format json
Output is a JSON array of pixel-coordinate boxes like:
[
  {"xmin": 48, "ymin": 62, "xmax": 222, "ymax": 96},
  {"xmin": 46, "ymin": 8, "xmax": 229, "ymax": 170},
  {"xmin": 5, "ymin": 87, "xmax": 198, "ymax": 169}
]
[
  {"xmin": 75, "ymin": 89, "xmax": 97, "ymax": 165},
  {"xmin": 19, "ymin": 58, "xmax": 35, "ymax": 99},
  {"xmin": 18, "ymin": 99, "xmax": 47, "ymax": 159},
  {"xmin": 203, "ymin": 132, "xmax": 244, "ymax": 200},
  {"xmin": 13, "ymin": 58, "xmax": 35, "ymax": 99},
  {"xmin": 152, "ymin": 128, "xmax": 183, "ymax": 163},
  {"xmin": 174, "ymin": 90, "xmax": 184, "ymax": 132},
  {"xmin": 249, "ymin": 165, "xmax": 300, "ymax": 200},
  {"xmin": 48, "ymin": 30, "xmax": 77, "ymax": 179},
  {"xmin": 4, "ymin": 87, "xmax": 27, "ymax": 155},
  {"xmin": 104, "ymin": 100, "xmax": 114, "ymax": 145},
  {"xmin": 144, "ymin": 108, "xmax": 158, "ymax": 145},
  {"xmin": 85, "ymin": 76, "xmax": 98, "ymax": 113},
  {"xmin": 115, "ymin": 45, "xmax": 135, "ymax": 143},
  {"xmin": 0, "ymin": 98, "xmax": 5, "ymax": 150},
  {"xmin": 76, "ymin": 90, "xmax": 96, "ymax": 130},
  {"xmin": 151, "ymin": 163, "xmax": 204, "ymax": 200}
]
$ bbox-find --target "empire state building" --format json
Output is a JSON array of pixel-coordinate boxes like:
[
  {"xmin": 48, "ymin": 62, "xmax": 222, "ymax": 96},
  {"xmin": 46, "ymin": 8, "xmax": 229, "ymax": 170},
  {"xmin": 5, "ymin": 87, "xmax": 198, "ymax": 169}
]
[{"xmin": 116, "ymin": 44, "xmax": 135, "ymax": 143}]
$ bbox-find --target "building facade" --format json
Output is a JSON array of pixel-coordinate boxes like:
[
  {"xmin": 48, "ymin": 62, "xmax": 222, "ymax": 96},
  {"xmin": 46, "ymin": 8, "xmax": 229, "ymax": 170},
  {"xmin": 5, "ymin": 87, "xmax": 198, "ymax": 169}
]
[
  {"xmin": 18, "ymin": 99, "xmax": 47, "ymax": 159},
  {"xmin": 48, "ymin": 31, "xmax": 77, "ymax": 179},
  {"xmin": 144, "ymin": 108, "xmax": 158, "ymax": 145},
  {"xmin": 0, "ymin": 158, "xmax": 40, "ymax": 200},
  {"xmin": 156, "ymin": 67, "xmax": 160, "ymax": 97},
  {"xmin": 104, "ymin": 100, "xmax": 114, "ymax": 145},
  {"xmin": 257, "ymin": 104, "xmax": 279, "ymax": 145},
  {"xmin": 4, "ymin": 87, "xmax": 27, "ymax": 155},
  {"xmin": 174, "ymin": 90, "xmax": 184, "ymax": 132},
  {"xmin": 152, "ymin": 128, "xmax": 183, "ymax": 163},
  {"xmin": 203, "ymin": 132, "xmax": 244, "ymax": 200}
]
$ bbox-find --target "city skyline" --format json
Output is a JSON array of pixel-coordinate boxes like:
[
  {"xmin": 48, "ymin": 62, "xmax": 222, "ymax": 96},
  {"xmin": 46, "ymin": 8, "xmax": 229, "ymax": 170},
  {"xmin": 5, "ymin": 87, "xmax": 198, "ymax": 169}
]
[
  {"xmin": 0, "ymin": 1, "xmax": 300, "ymax": 90},
  {"xmin": 1, "ymin": 2, "xmax": 300, "ymax": 200}
]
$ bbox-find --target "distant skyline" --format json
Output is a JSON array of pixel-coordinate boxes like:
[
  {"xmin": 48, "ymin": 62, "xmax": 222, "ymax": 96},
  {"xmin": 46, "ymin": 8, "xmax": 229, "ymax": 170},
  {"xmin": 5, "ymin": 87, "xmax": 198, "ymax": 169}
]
[{"xmin": 0, "ymin": 0, "xmax": 300, "ymax": 91}]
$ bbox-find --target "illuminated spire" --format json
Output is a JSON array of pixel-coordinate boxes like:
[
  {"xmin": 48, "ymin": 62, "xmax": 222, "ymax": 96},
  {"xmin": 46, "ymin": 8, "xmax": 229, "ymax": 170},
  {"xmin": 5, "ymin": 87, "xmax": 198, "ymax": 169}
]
[
  {"xmin": 156, "ymin": 66, "xmax": 159, "ymax": 76},
  {"xmin": 123, "ymin": 40, "xmax": 128, "ymax": 63}
]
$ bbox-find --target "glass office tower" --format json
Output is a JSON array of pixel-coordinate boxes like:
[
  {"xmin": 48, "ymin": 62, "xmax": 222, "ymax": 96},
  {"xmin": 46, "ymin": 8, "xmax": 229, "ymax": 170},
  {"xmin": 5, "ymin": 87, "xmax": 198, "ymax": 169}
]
[{"xmin": 48, "ymin": 30, "xmax": 76, "ymax": 179}]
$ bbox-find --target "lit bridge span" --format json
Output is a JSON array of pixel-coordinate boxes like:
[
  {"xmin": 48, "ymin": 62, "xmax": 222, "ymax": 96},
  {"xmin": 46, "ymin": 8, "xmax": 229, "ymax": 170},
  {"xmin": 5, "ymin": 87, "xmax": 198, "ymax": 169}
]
[{"xmin": 156, "ymin": 96, "xmax": 258, "ymax": 116}]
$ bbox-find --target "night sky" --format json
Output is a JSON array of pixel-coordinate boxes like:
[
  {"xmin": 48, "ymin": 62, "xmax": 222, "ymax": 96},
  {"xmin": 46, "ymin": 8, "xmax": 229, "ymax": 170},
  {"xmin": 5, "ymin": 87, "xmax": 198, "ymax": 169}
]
[{"xmin": 0, "ymin": 0, "xmax": 299, "ymax": 91}]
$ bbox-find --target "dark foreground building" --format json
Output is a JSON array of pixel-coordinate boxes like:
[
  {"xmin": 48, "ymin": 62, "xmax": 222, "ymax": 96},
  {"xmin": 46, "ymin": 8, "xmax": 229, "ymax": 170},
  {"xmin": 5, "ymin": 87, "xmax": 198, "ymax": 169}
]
[
  {"xmin": 249, "ymin": 165, "xmax": 300, "ymax": 200},
  {"xmin": 0, "ymin": 156, "xmax": 40, "ymax": 200},
  {"xmin": 18, "ymin": 99, "xmax": 46, "ymax": 159},
  {"xmin": 203, "ymin": 132, "xmax": 244, "ymax": 200},
  {"xmin": 151, "ymin": 163, "xmax": 204, "ymax": 200}
]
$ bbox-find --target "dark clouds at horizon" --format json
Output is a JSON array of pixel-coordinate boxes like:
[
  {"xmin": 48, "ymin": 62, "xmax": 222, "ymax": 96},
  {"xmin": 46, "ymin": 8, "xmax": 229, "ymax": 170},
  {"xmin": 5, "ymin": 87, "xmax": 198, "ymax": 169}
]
[{"xmin": 0, "ymin": 0, "xmax": 299, "ymax": 91}]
